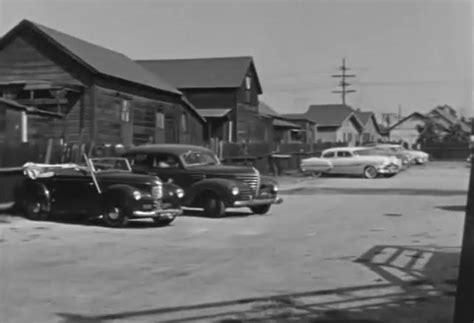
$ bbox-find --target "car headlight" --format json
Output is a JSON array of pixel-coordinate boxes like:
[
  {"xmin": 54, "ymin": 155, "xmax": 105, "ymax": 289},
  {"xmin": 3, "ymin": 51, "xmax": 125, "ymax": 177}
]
[
  {"xmin": 231, "ymin": 186, "xmax": 239, "ymax": 196},
  {"xmin": 272, "ymin": 185, "xmax": 279, "ymax": 193},
  {"xmin": 176, "ymin": 188, "xmax": 184, "ymax": 199},
  {"xmin": 133, "ymin": 190, "xmax": 142, "ymax": 200}
]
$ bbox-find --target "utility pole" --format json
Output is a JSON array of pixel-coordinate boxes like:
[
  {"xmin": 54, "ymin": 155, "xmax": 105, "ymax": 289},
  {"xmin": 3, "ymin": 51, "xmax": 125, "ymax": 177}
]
[
  {"xmin": 332, "ymin": 58, "xmax": 356, "ymax": 105},
  {"xmin": 453, "ymin": 121, "xmax": 474, "ymax": 323}
]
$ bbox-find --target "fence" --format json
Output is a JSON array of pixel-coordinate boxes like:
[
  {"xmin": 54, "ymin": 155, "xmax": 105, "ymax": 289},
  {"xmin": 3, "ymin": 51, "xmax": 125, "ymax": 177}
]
[{"xmin": 421, "ymin": 142, "xmax": 470, "ymax": 160}]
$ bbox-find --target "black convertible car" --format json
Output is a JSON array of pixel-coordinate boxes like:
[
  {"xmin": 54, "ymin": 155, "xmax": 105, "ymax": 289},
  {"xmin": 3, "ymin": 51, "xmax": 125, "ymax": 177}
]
[
  {"xmin": 123, "ymin": 144, "xmax": 283, "ymax": 218},
  {"xmin": 18, "ymin": 156, "xmax": 184, "ymax": 227}
]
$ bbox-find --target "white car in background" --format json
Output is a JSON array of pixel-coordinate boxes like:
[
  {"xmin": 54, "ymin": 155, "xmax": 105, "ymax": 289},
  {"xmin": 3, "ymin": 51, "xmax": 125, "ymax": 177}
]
[
  {"xmin": 376, "ymin": 144, "xmax": 429, "ymax": 165},
  {"xmin": 300, "ymin": 156, "xmax": 333, "ymax": 176},
  {"xmin": 320, "ymin": 147, "xmax": 400, "ymax": 179}
]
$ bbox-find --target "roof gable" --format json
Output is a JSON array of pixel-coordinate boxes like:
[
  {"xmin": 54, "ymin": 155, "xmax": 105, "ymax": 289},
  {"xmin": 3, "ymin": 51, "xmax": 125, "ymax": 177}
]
[
  {"xmin": 0, "ymin": 20, "xmax": 180, "ymax": 95},
  {"xmin": 354, "ymin": 110, "xmax": 381, "ymax": 133},
  {"xmin": 137, "ymin": 56, "xmax": 262, "ymax": 93},
  {"xmin": 258, "ymin": 101, "xmax": 279, "ymax": 117}
]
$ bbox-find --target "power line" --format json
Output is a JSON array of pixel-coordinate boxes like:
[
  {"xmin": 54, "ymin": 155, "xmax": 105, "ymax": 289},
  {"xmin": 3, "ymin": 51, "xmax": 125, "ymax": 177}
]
[{"xmin": 332, "ymin": 58, "xmax": 356, "ymax": 105}]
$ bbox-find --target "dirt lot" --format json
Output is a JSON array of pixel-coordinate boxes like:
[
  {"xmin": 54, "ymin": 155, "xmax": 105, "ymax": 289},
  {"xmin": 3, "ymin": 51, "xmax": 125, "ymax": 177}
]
[{"xmin": 0, "ymin": 162, "xmax": 470, "ymax": 323}]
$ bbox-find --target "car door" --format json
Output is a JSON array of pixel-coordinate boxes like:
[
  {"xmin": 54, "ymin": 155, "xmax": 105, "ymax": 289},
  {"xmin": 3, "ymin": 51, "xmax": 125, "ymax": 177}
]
[
  {"xmin": 335, "ymin": 151, "xmax": 355, "ymax": 174},
  {"xmin": 49, "ymin": 170, "xmax": 98, "ymax": 215}
]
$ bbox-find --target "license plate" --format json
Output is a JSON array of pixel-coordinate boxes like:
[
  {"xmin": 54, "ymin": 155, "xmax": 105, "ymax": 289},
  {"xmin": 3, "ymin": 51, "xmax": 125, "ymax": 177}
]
[{"xmin": 143, "ymin": 204, "xmax": 153, "ymax": 210}]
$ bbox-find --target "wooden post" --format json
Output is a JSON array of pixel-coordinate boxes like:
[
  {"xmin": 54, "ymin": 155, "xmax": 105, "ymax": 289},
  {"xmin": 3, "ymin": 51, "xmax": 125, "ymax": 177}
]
[
  {"xmin": 44, "ymin": 138, "xmax": 53, "ymax": 163},
  {"xmin": 453, "ymin": 126, "xmax": 474, "ymax": 322}
]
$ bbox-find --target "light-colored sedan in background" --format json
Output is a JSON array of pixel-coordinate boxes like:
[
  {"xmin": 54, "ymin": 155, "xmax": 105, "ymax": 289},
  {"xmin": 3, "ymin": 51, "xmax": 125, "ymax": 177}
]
[
  {"xmin": 320, "ymin": 147, "xmax": 400, "ymax": 179},
  {"xmin": 300, "ymin": 156, "xmax": 333, "ymax": 176},
  {"xmin": 375, "ymin": 144, "xmax": 429, "ymax": 165}
]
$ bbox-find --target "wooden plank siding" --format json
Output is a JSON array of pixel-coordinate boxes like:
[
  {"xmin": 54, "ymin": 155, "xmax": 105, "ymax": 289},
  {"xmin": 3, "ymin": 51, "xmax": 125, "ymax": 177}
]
[
  {"xmin": 0, "ymin": 37, "xmax": 83, "ymax": 85},
  {"xmin": 94, "ymin": 86, "xmax": 203, "ymax": 147}
]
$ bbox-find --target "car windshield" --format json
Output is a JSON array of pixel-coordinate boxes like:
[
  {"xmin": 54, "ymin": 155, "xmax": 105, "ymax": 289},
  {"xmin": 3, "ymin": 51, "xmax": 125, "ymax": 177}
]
[
  {"xmin": 181, "ymin": 150, "xmax": 220, "ymax": 167},
  {"xmin": 89, "ymin": 158, "xmax": 132, "ymax": 172}
]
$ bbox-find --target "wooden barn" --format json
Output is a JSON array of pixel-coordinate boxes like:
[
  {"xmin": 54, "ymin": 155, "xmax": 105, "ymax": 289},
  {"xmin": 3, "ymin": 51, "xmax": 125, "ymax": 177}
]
[
  {"xmin": 137, "ymin": 56, "xmax": 266, "ymax": 145},
  {"xmin": 0, "ymin": 19, "xmax": 206, "ymax": 153}
]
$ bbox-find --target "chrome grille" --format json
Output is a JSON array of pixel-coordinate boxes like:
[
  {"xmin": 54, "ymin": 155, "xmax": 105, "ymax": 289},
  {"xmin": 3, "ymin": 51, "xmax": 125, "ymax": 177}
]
[
  {"xmin": 151, "ymin": 184, "xmax": 163, "ymax": 200},
  {"xmin": 236, "ymin": 170, "xmax": 260, "ymax": 195}
]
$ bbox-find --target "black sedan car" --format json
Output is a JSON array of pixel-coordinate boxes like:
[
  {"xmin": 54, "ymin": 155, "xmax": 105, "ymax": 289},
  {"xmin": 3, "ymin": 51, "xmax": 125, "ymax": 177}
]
[
  {"xmin": 123, "ymin": 144, "xmax": 283, "ymax": 218},
  {"xmin": 19, "ymin": 156, "xmax": 184, "ymax": 227}
]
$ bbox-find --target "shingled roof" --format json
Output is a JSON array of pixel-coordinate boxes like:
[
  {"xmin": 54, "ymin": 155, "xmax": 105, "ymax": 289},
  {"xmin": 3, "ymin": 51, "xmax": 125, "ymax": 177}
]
[
  {"xmin": 137, "ymin": 57, "xmax": 262, "ymax": 93},
  {"xmin": 305, "ymin": 104, "xmax": 362, "ymax": 127},
  {"xmin": 0, "ymin": 20, "xmax": 180, "ymax": 95}
]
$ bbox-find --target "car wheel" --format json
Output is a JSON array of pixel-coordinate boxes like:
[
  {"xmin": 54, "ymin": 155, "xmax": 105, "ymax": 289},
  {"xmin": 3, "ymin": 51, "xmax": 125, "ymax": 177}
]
[
  {"xmin": 250, "ymin": 204, "xmax": 272, "ymax": 215},
  {"xmin": 363, "ymin": 166, "xmax": 378, "ymax": 179},
  {"xmin": 202, "ymin": 194, "xmax": 226, "ymax": 218},
  {"xmin": 152, "ymin": 216, "xmax": 176, "ymax": 227},
  {"xmin": 103, "ymin": 203, "xmax": 129, "ymax": 228},
  {"xmin": 24, "ymin": 196, "xmax": 49, "ymax": 221}
]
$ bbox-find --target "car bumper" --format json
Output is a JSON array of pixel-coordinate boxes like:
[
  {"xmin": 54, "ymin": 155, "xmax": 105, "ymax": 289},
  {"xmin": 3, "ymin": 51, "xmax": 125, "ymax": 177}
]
[
  {"xmin": 376, "ymin": 165, "xmax": 399, "ymax": 174},
  {"xmin": 132, "ymin": 208, "xmax": 182, "ymax": 218},
  {"xmin": 233, "ymin": 196, "xmax": 283, "ymax": 207}
]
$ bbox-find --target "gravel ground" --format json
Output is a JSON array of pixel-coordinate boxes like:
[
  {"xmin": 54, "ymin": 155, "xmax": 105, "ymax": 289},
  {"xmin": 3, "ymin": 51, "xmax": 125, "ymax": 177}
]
[{"xmin": 0, "ymin": 161, "xmax": 469, "ymax": 323}]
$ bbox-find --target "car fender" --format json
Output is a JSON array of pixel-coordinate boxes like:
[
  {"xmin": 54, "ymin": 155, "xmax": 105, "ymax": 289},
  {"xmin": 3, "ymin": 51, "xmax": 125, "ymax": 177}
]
[
  {"xmin": 20, "ymin": 179, "xmax": 51, "ymax": 211},
  {"xmin": 184, "ymin": 178, "xmax": 237, "ymax": 206},
  {"xmin": 101, "ymin": 184, "xmax": 138, "ymax": 209},
  {"xmin": 162, "ymin": 182, "xmax": 184, "ymax": 206}
]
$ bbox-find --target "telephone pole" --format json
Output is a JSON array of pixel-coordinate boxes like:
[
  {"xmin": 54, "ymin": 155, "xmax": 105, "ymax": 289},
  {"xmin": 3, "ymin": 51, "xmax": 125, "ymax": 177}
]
[{"xmin": 332, "ymin": 58, "xmax": 356, "ymax": 105}]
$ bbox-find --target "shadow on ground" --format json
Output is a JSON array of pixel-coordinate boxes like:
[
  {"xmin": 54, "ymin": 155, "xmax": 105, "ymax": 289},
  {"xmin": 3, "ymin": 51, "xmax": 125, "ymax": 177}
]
[
  {"xmin": 280, "ymin": 187, "xmax": 467, "ymax": 197},
  {"xmin": 181, "ymin": 209, "xmax": 254, "ymax": 219},
  {"xmin": 56, "ymin": 245, "xmax": 459, "ymax": 323},
  {"xmin": 436, "ymin": 205, "xmax": 466, "ymax": 212}
]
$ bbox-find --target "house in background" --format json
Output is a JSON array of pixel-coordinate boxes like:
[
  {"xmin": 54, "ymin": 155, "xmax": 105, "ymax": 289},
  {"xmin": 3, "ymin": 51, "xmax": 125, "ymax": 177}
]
[
  {"xmin": 353, "ymin": 109, "xmax": 381, "ymax": 143},
  {"xmin": 428, "ymin": 105, "xmax": 471, "ymax": 134},
  {"xmin": 280, "ymin": 113, "xmax": 316, "ymax": 147},
  {"xmin": 137, "ymin": 56, "xmax": 264, "ymax": 144},
  {"xmin": 287, "ymin": 104, "xmax": 363, "ymax": 146},
  {"xmin": 387, "ymin": 112, "xmax": 449, "ymax": 147},
  {"xmin": 0, "ymin": 19, "xmax": 205, "ymax": 151}
]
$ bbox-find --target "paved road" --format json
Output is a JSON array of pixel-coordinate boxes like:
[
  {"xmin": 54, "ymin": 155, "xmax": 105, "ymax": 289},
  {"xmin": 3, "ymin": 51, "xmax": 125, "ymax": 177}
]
[{"xmin": 0, "ymin": 162, "xmax": 469, "ymax": 322}]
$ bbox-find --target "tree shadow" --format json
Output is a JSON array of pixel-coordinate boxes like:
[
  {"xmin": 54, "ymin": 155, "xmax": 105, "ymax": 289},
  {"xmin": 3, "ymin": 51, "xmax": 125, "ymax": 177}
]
[{"xmin": 55, "ymin": 245, "xmax": 458, "ymax": 323}]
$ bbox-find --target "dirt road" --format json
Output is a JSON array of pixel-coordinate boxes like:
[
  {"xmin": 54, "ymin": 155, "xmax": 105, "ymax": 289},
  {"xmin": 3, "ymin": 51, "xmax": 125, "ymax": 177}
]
[{"xmin": 0, "ymin": 162, "xmax": 469, "ymax": 322}]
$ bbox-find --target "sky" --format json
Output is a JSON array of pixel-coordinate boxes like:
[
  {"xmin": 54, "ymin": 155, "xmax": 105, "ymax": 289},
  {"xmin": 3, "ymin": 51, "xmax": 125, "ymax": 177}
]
[{"xmin": 0, "ymin": 0, "xmax": 472, "ymax": 118}]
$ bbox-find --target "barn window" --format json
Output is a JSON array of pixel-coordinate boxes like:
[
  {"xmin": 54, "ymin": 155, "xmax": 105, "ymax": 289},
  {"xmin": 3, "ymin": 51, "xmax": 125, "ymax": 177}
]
[
  {"xmin": 120, "ymin": 100, "xmax": 130, "ymax": 122},
  {"xmin": 245, "ymin": 76, "xmax": 251, "ymax": 103},
  {"xmin": 21, "ymin": 111, "xmax": 28, "ymax": 143},
  {"xmin": 245, "ymin": 76, "xmax": 251, "ymax": 90},
  {"xmin": 180, "ymin": 113, "xmax": 188, "ymax": 133},
  {"xmin": 156, "ymin": 112, "xmax": 165, "ymax": 129}
]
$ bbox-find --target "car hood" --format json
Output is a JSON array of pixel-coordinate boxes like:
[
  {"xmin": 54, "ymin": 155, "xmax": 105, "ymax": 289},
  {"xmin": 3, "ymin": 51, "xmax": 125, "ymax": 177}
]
[
  {"xmin": 186, "ymin": 164, "xmax": 257, "ymax": 176},
  {"xmin": 96, "ymin": 171, "xmax": 160, "ymax": 186}
]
